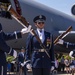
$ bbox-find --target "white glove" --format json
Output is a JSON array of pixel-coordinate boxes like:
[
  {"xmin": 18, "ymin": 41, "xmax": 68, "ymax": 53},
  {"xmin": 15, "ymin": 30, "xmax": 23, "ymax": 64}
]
[
  {"xmin": 24, "ymin": 61, "xmax": 26, "ymax": 65},
  {"xmin": 26, "ymin": 63, "xmax": 32, "ymax": 70},
  {"xmin": 13, "ymin": 50, "xmax": 17, "ymax": 58},
  {"xmin": 21, "ymin": 63, "xmax": 24, "ymax": 67},
  {"xmin": 57, "ymin": 39, "xmax": 64, "ymax": 45},
  {"xmin": 21, "ymin": 25, "xmax": 32, "ymax": 34},
  {"xmin": 69, "ymin": 51, "xmax": 74, "ymax": 58},
  {"xmin": 51, "ymin": 66, "xmax": 55, "ymax": 71}
]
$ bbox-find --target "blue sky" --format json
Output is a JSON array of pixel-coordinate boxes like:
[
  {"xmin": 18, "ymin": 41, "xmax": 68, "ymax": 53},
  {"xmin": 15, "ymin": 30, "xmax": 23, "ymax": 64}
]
[{"xmin": 35, "ymin": 0, "xmax": 75, "ymax": 16}]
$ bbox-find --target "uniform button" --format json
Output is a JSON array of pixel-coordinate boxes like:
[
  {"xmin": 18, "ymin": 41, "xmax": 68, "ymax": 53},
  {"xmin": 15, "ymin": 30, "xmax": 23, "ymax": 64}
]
[{"xmin": 42, "ymin": 56, "xmax": 44, "ymax": 58}]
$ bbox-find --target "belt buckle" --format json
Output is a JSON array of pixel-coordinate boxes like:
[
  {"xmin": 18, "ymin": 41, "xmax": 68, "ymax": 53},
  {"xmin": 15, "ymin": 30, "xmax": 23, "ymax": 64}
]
[{"xmin": 41, "ymin": 49, "xmax": 44, "ymax": 52}]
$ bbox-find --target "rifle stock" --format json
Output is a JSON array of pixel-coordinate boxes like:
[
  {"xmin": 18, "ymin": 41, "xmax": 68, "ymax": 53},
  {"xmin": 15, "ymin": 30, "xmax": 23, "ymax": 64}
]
[{"xmin": 54, "ymin": 26, "xmax": 72, "ymax": 45}]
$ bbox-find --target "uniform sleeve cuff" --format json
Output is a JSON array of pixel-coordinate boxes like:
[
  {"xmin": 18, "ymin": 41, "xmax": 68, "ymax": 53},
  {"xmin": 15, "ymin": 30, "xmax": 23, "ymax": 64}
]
[
  {"xmin": 14, "ymin": 31, "xmax": 22, "ymax": 39},
  {"xmin": 14, "ymin": 31, "xmax": 17, "ymax": 39}
]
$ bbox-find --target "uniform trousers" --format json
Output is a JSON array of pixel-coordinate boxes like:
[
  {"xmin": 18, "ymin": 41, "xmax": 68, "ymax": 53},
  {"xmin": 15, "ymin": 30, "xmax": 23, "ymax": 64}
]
[
  {"xmin": 23, "ymin": 65, "xmax": 27, "ymax": 75},
  {"xmin": 0, "ymin": 65, "xmax": 7, "ymax": 75},
  {"xmin": 19, "ymin": 65, "xmax": 27, "ymax": 75},
  {"xmin": 32, "ymin": 68, "xmax": 50, "ymax": 75}
]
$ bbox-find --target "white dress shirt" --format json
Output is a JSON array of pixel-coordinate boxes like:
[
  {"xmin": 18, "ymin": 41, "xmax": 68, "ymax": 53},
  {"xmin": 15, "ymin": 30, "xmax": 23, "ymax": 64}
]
[{"xmin": 37, "ymin": 28, "xmax": 45, "ymax": 43}]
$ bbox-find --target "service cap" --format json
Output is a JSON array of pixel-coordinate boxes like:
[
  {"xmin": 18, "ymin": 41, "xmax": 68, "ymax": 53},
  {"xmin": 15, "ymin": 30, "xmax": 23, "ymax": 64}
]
[{"xmin": 33, "ymin": 15, "xmax": 46, "ymax": 22}]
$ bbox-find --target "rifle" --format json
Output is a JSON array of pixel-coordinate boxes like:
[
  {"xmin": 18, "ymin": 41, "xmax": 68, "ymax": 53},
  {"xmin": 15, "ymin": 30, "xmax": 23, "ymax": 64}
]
[
  {"xmin": 0, "ymin": 0, "xmax": 50, "ymax": 58},
  {"xmin": 54, "ymin": 26, "xmax": 72, "ymax": 45}
]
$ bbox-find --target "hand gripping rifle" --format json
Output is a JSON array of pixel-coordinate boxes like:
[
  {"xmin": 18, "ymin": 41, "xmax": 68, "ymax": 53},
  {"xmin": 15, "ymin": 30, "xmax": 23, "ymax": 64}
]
[
  {"xmin": 54, "ymin": 26, "xmax": 72, "ymax": 45},
  {"xmin": 0, "ymin": 0, "xmax": 50, "ymax": 58}
]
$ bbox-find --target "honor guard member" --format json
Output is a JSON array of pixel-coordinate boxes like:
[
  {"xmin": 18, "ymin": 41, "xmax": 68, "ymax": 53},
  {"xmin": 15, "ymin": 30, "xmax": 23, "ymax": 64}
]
[
  {"xmin": 17, "ymin": 47, "xmax": 27, "ymax": 75},
  {"xmin": 0, "ymin": 23, "xmax": 31, "ymax": 75},
  {"xmin": 25, "ymin": 15, "xmax": 55, "ymax": 75},
  {"xmin": 58, "ymin": 39, "xmax": 75, "ymax": 58}
]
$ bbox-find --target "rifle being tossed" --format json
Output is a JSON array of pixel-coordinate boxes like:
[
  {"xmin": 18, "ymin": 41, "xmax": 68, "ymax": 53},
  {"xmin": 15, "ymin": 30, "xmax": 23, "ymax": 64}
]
[{"xmin": 0, "ymin": 0, "xmax": 50, "ymax": 58}]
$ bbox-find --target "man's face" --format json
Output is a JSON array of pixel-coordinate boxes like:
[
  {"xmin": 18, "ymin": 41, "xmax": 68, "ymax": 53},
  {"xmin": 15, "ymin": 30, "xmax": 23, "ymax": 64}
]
[
  {"xmin": 35, "ymin": 22, "xmax": 45, "ymax": 29},
  {"xmin": 21, "ymin": 49, "xmax": 25, "ymax": 53}
]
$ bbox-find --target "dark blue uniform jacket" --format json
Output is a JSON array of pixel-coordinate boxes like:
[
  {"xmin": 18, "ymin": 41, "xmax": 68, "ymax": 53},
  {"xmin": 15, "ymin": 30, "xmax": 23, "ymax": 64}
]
[
  {"xmin": 18, "ymin": 52, "xmax": 25, "ymax": 64},
  {"xmin": 26, "ymin": 30, "xmax": 54, "ymax": 68}
]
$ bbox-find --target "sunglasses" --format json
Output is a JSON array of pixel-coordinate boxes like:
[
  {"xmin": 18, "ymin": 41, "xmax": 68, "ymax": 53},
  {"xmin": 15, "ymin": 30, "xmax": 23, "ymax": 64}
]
[{"xmin": 37, "ymin": 22, "xmax": 44, "ymax": 24}]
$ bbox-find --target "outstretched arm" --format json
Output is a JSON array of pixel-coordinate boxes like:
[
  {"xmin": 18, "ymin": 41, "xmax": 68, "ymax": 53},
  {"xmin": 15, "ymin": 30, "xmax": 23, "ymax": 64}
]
[{"xmin": 57, "ymin": 39, "xmax": 75, "ymax": 48}]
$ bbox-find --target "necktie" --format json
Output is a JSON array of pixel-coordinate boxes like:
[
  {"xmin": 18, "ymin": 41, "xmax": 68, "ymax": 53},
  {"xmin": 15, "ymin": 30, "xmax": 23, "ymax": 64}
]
[{"xmin": 40, "ymin": 29, "xmax": 42, "ymax": 33}]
